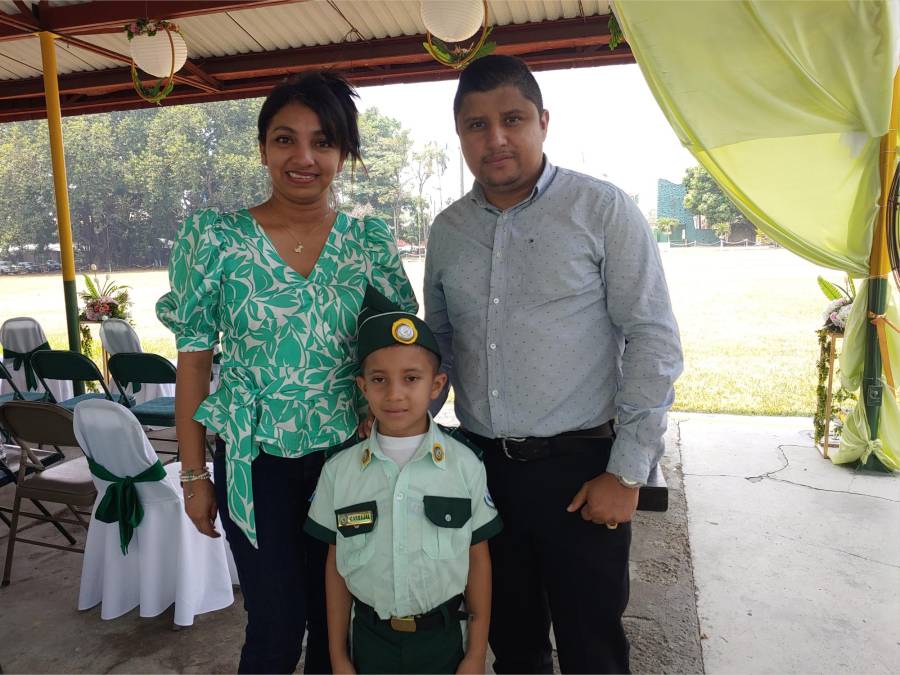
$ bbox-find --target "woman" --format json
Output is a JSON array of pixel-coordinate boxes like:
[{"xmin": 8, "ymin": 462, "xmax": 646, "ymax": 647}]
[{"xmin": 157, "ymin": 72, "xmax": 417, "ymax": 674}]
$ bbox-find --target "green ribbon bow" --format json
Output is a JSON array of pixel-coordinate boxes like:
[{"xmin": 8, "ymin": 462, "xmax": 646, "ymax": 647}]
[
  {"xmin": 3, "ymin": 341, "xmax": 50, "ymax": 391},
  {"xmin": 87, "ymin": 456, "xmax": 166, "ymax": 555}
]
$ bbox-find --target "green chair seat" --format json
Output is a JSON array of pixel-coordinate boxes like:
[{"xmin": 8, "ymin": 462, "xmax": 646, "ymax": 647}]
[{"xmin": 129, "ymin": 397, "xmax": 175, "ymax": 427}]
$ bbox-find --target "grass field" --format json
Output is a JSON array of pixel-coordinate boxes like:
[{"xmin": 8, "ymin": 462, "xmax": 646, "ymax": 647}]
[{"xmin": 0, "ymin": 246, "xmax": 833, "ymax": 416}]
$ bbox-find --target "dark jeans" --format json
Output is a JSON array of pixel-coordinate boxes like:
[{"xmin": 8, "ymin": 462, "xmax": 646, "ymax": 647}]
[
  {"xmin": 214, "ymin": 440, "xmax": 331, "ymax": 674},
  {"xmin": 480, "ymin": 438, "xmax": 631, "ymax": 674}
]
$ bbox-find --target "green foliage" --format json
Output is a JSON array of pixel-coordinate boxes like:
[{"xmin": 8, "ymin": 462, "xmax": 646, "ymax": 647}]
[
  {"xmin": 656, "ymin": 217, "xmax": 679, "ymax": 235},
  {"xmin": 816, "ymin": 275, "xmax": 855, "ymax": 301},
  {"xmin": 0, "ymin": 100, "xmax": 418, "ymax": 269},
  {"xmin": 682, "ymin": 165, "xmax": 750, "ymax": 239},
  {"xmin": 608, "ymin": 15, "xmax": 624, "ymax": 50}
]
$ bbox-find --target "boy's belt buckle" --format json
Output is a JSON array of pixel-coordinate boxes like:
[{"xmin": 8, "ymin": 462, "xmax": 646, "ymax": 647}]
[
  {"xmin": 390, "ymin": 615, "xmax": 417, "ymax": 632},
  {"xmin": 500, "ymin": 437, "xmax": 528, "ymax": 461}
]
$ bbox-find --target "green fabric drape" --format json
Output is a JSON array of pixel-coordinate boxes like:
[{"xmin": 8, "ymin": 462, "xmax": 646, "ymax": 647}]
[
  {"xmin": 3, "ymin": 341, "xmax": 50, "ymax": 391},
  {"xmin": 87, "ymin": 456, "xmax": 166, "ymax": 555},
  {"xmin": 615, "ymin": 0, "xmax": 900, "ymax": 469},
  {"xmin": 614, "ymin": 0, "xmax": 899, "ymax": 273}
]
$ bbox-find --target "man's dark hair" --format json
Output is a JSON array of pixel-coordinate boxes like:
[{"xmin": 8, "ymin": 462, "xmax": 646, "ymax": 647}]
[
  {"xmin": 257, "ymin": 71, "xmax": 363, "ymax": 168},
  {"xmin": 453, "ymin": 55, "xmax": 543, "ymax": 118}
]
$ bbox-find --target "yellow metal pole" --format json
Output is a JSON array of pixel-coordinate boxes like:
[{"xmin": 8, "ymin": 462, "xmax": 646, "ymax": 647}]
[
  {"xmin": 861, "ymin": 66, "xmax": 900, "ymax": 471},
  {"xmin": 38, "ymin": 31, "xmax": 81, "ymax": 358}
]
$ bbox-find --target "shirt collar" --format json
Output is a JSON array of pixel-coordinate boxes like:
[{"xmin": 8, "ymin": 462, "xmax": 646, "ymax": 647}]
[
  {"xmin": 362, "ymin": 415, "xmax": 446, "ymax": 471},
  {"xmin": 469, "ymin": 155, "xmax": 556, "ymax": 212}
]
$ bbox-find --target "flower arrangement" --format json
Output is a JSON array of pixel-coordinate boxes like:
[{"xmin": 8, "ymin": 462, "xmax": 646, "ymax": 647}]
[
  {"xmin": 79, "ymin": 266, "xmax": 132, "ymax": 364},
  {"xmin": 817, "ymin": 275, "xmax": 855, "ymax": 332},
  {"xmin": 123, "ymin": 18, "xmax": 185, "ymax": 104},
  {"xmin": 813, "ymin": 274, "xmax": 858, "ymax": 447}
]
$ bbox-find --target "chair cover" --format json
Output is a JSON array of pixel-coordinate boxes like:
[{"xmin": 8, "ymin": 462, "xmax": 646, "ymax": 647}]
[
  {"xmin": 0, "ymin": 317, "xmax": 72, "ymax": 402},
  {"xmin": 99, "ymin": 319, "xmax": 175, "ymax": 404},
  {"xmin": 73, "ymin": 399, "xmax": 236, "ymax": 626}
]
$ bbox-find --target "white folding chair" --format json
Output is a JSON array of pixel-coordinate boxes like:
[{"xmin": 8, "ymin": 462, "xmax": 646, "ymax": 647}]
[
  {"xmin": 99, "ymin": 319, "xmax": 175, "ymax": 404},
  {"xmin": 0, "ymin": 317, "xmax": 73, "ymax": 403},
  {"xmin": 73, "ymin": 399, "xmax": 236, "ymax": 626}
]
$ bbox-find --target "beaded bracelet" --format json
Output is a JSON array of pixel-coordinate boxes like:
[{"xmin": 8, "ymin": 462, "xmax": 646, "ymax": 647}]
[{"xmin": 179, "ymin": 467, "xmax": 211, "ymax": 483}]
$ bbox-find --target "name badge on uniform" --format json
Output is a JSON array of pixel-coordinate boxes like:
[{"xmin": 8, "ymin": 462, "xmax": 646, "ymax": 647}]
[{"xmin": 337, "ymin": 510, "xmax": 375, "ymax": 528}]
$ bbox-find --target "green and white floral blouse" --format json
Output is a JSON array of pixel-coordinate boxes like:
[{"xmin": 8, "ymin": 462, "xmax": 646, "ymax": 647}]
[{"xmin": 156, "ymin": 208, "xmax": 417, "ymax": 547}]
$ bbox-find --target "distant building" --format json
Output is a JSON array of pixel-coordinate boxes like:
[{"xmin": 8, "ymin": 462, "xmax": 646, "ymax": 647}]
[{"xmin": 656, "ymin": 178, "xmax": 718, "ymax": 245}]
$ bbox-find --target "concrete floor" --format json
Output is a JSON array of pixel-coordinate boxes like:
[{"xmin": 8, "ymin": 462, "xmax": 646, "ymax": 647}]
[
  {"xmin": 677, "ymin": 414, "xmax": 900, "ymax": 675},
  {"xmin": 1, "ymin": 413, "xmax": 896, "ymax": 673}
]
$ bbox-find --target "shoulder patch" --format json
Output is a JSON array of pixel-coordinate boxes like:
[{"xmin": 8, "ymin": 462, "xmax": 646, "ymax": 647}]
[{"xmin": 437, "ymin": 424, "xmax": 484, "ymax": 461}]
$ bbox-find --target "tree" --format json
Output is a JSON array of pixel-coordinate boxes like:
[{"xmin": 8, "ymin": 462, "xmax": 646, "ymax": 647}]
[
  {"xmin": 409, "ymin": 142, "xmax": 449, "ymax": 246},
  {"xmin": 682, "ymin": 165, "xmax": 752, "ymax": 240},
  {"xmin": 656, "ymin": 217, "xmax": 679, "ymax": 236},
  {"xmin": 336, "ymin": 108, "xmax": 413, "ymax": 236}
]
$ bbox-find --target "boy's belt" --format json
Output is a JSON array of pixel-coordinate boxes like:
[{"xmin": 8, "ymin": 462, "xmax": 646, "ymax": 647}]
[
  {"xmin": 464, "ymin": 421, "xmax": 615, "ymax": 462},
  {"xmin": 353, "ymin": 594, "xmax": 466, "ymax": 633}
]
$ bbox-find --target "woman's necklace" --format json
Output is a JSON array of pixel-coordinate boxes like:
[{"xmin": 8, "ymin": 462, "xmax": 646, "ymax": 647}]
[{"xmin": 283, "ymin": 210, "xmax": 333, "ymax": 254}]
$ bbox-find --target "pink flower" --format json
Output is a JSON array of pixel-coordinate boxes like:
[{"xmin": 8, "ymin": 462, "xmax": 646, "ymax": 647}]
[{"xmin": 129, "ymin": 22, "xmax": 138, "ymax": 33}]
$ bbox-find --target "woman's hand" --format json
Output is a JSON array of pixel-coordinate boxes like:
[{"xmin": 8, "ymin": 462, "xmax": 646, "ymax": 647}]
[
  {"xmin": 331, "ymin": 656, "xmax": 357, "ymax": 675},
  {"xmin": 357, "ymin": 411, "xmax": 375, "ymax": 439},
  {"xmin": 456, "ymin": 653, "xmax": 486, "ymax": 674},
  {"xmin": 183, "ymin": 478, "xmax": 220, "ymax": 538}
]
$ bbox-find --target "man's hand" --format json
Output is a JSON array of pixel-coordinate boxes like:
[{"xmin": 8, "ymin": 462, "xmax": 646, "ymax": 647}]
[
  {"xmin": 456, "ymin": 652, "xmax": 486, "ymax": 674},
  {"xmin": 357, "ymin": 411, "xmax": 375, "ymax": 439},
  {"xmin": 566, "ymin": 472, "xmax": 639, "ymax": 526},
  {"xmin": 183, "ymin": 478, "xmax": 220, "ymax": 538}
]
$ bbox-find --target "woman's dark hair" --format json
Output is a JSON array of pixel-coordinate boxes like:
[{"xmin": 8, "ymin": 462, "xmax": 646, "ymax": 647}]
[
  {"xmin": 453, "ymin": 55, "xmax": 543, "ymax": 119},
  {"xmin": 257, "ymin": 71, "xmax": 363, "ymax": 168}
]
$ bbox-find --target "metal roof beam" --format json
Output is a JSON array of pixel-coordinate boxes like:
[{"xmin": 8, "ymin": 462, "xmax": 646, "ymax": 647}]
[{"xmin": 0, "ymin": 0, "xmax": 311, "ymax": 41}]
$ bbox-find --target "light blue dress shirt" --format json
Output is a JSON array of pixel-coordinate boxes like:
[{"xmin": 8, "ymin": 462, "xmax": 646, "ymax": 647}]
[{"xmin": 424, "ymin": 159, "xmax": 683, "ymax": 484}]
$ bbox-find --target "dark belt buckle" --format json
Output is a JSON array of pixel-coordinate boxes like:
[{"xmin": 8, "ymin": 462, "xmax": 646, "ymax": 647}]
[
  {"xmin": 500, "ymin": 437, "xmax": 528, "ymax": 461},
  {"xmin": 390, "ymin": 615, "xmax": 417, "ymax": 633}
]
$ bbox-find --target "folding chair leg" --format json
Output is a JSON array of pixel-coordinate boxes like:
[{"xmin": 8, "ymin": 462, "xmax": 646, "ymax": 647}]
[
  {"xmin": 66, "ymin": 504, "xmax": 89, "ymax": 530},
  {"xmin": 0, "ymin": 510, "xmax": 10, "ymax": 527},
  {"xmin": 3, "ymin": 494, "xmax": 22, "ymax": 586},
  {"xmin": 29, "ymin": 500, "xmax": 77, "ymax": 544}
]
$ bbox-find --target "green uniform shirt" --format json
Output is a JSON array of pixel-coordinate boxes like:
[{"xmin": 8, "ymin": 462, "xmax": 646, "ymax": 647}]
[{"xmin": 305, "ymin": 419, "xmax": 502, "ymax": 619}]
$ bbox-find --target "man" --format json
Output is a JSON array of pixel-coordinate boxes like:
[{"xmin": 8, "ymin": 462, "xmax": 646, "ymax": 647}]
[{"xmin": 424, "ymin": 55, "xmax": 683, "ymax": 674}]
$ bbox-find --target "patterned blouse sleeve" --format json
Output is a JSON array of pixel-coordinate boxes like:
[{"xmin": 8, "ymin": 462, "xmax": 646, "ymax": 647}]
[
  {"xmin": 156, "ymin": 209, "xmax": 224, "ymax": 352},
  {"xmin": 363, "ymin": 216, "xmax": 419, "ymax": 314}
]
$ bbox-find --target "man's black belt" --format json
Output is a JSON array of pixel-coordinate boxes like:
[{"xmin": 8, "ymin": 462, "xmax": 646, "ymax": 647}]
[
  {"xmin": 464, "ymin": 421, "xmax": 615, "ymax": 462},
  {"xmin": 353, "ymin": 594, "xmax": 466, "ymax": 633}
]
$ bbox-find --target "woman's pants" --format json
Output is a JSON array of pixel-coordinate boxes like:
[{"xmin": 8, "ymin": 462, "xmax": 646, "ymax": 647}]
[{"xmin": 214, "ymin": 441, "xmax": 331, "ymax": 674}]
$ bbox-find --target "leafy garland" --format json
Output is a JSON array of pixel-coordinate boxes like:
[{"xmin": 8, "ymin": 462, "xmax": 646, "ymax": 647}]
[{"xmin": 422, "ymin": 27, "xmax": 496, "ymax": 69}]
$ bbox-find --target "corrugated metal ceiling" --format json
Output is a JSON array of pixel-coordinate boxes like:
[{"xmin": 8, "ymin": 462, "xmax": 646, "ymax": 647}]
[{"xmin": 0, "ymin": 0, "xmax": 613, "ymax": 80}]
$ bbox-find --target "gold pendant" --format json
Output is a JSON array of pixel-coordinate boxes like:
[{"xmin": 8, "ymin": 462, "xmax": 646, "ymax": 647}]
[{"xmin": 294, "ymin": 243, "xmax": 303, "ymax": 254}]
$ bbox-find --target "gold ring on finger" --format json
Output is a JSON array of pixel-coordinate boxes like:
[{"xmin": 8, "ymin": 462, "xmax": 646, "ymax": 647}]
[{"xmin": 605, "ymin": 521, "xmax": 618, "ymax": 530}]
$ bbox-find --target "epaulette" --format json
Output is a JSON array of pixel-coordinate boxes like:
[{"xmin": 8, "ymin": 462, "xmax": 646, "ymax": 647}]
[
  {"xmin": 324, "ymin": 436, "xmax": 359, "ymax": 461},
  {"xmin": 437, "ymin": 424, "xmax": 484, "ymax": 460}
]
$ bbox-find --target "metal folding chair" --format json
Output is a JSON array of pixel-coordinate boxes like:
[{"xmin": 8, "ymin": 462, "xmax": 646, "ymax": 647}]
[
  {"xmin": 0, "ymin": 401, "xmax": 96, "ymax": 586},
  {"xmin": 108, "ymin": 352, "xmax": 175, "ymax": 427}
]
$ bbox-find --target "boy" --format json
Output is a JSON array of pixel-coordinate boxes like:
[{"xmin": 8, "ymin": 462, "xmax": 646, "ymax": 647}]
[{"xmin": 304, "ymin": 287, "xmax": 501, "ymax": 674}]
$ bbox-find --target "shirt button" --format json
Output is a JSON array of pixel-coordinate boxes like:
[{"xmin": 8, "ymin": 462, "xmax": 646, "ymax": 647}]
[
  {"xmin": 491, "ymin": 389, "xmax": 499, "ymax": 398},
  {"xmin": 492, "ymin": 297, "xmax": 500, "ymax": 304},
  {"xmin": 489, "ymin": 343, "xmax": 497, "ymax": 350},
  {"xmin": 396, "ymin": 492, "xmax": 404, "ymax": 501},
  {"xmin": 495, "ymin": 251, "xmax": 502, "ymax": 258},
  {"xmin": 444, "ymin": 514, "xmax": 452, "ymax": 522}
]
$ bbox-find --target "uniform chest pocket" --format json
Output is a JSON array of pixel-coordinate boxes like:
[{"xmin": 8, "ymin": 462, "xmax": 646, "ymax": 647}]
[
  {"xmin": 422, "ymin": 496, "xmax": 471, "ymax": 560},
  {"xmin": 335, "ymin": 501, "xmax": 377, "ymax": 575}
]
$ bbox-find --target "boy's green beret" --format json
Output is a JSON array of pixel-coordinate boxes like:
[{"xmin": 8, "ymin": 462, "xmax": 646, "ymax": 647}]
[{"xmin": 357, "ymin": 286, "xmax": 441, "ymax": 365}]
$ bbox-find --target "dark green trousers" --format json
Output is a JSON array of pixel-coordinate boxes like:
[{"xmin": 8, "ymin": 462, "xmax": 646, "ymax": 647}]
[{"xmin": 351, "ymin": 611, "xmax": 464, "ymax": 674}]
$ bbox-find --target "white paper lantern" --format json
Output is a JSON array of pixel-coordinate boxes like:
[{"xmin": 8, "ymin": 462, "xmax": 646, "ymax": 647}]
[
  {"xmin": 421, "ymin": 0, "xmax": 484, "ymax": 43},
  {"xmin": 129, "ymin": 30, "xmax": 188, "ymax": 78}
]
